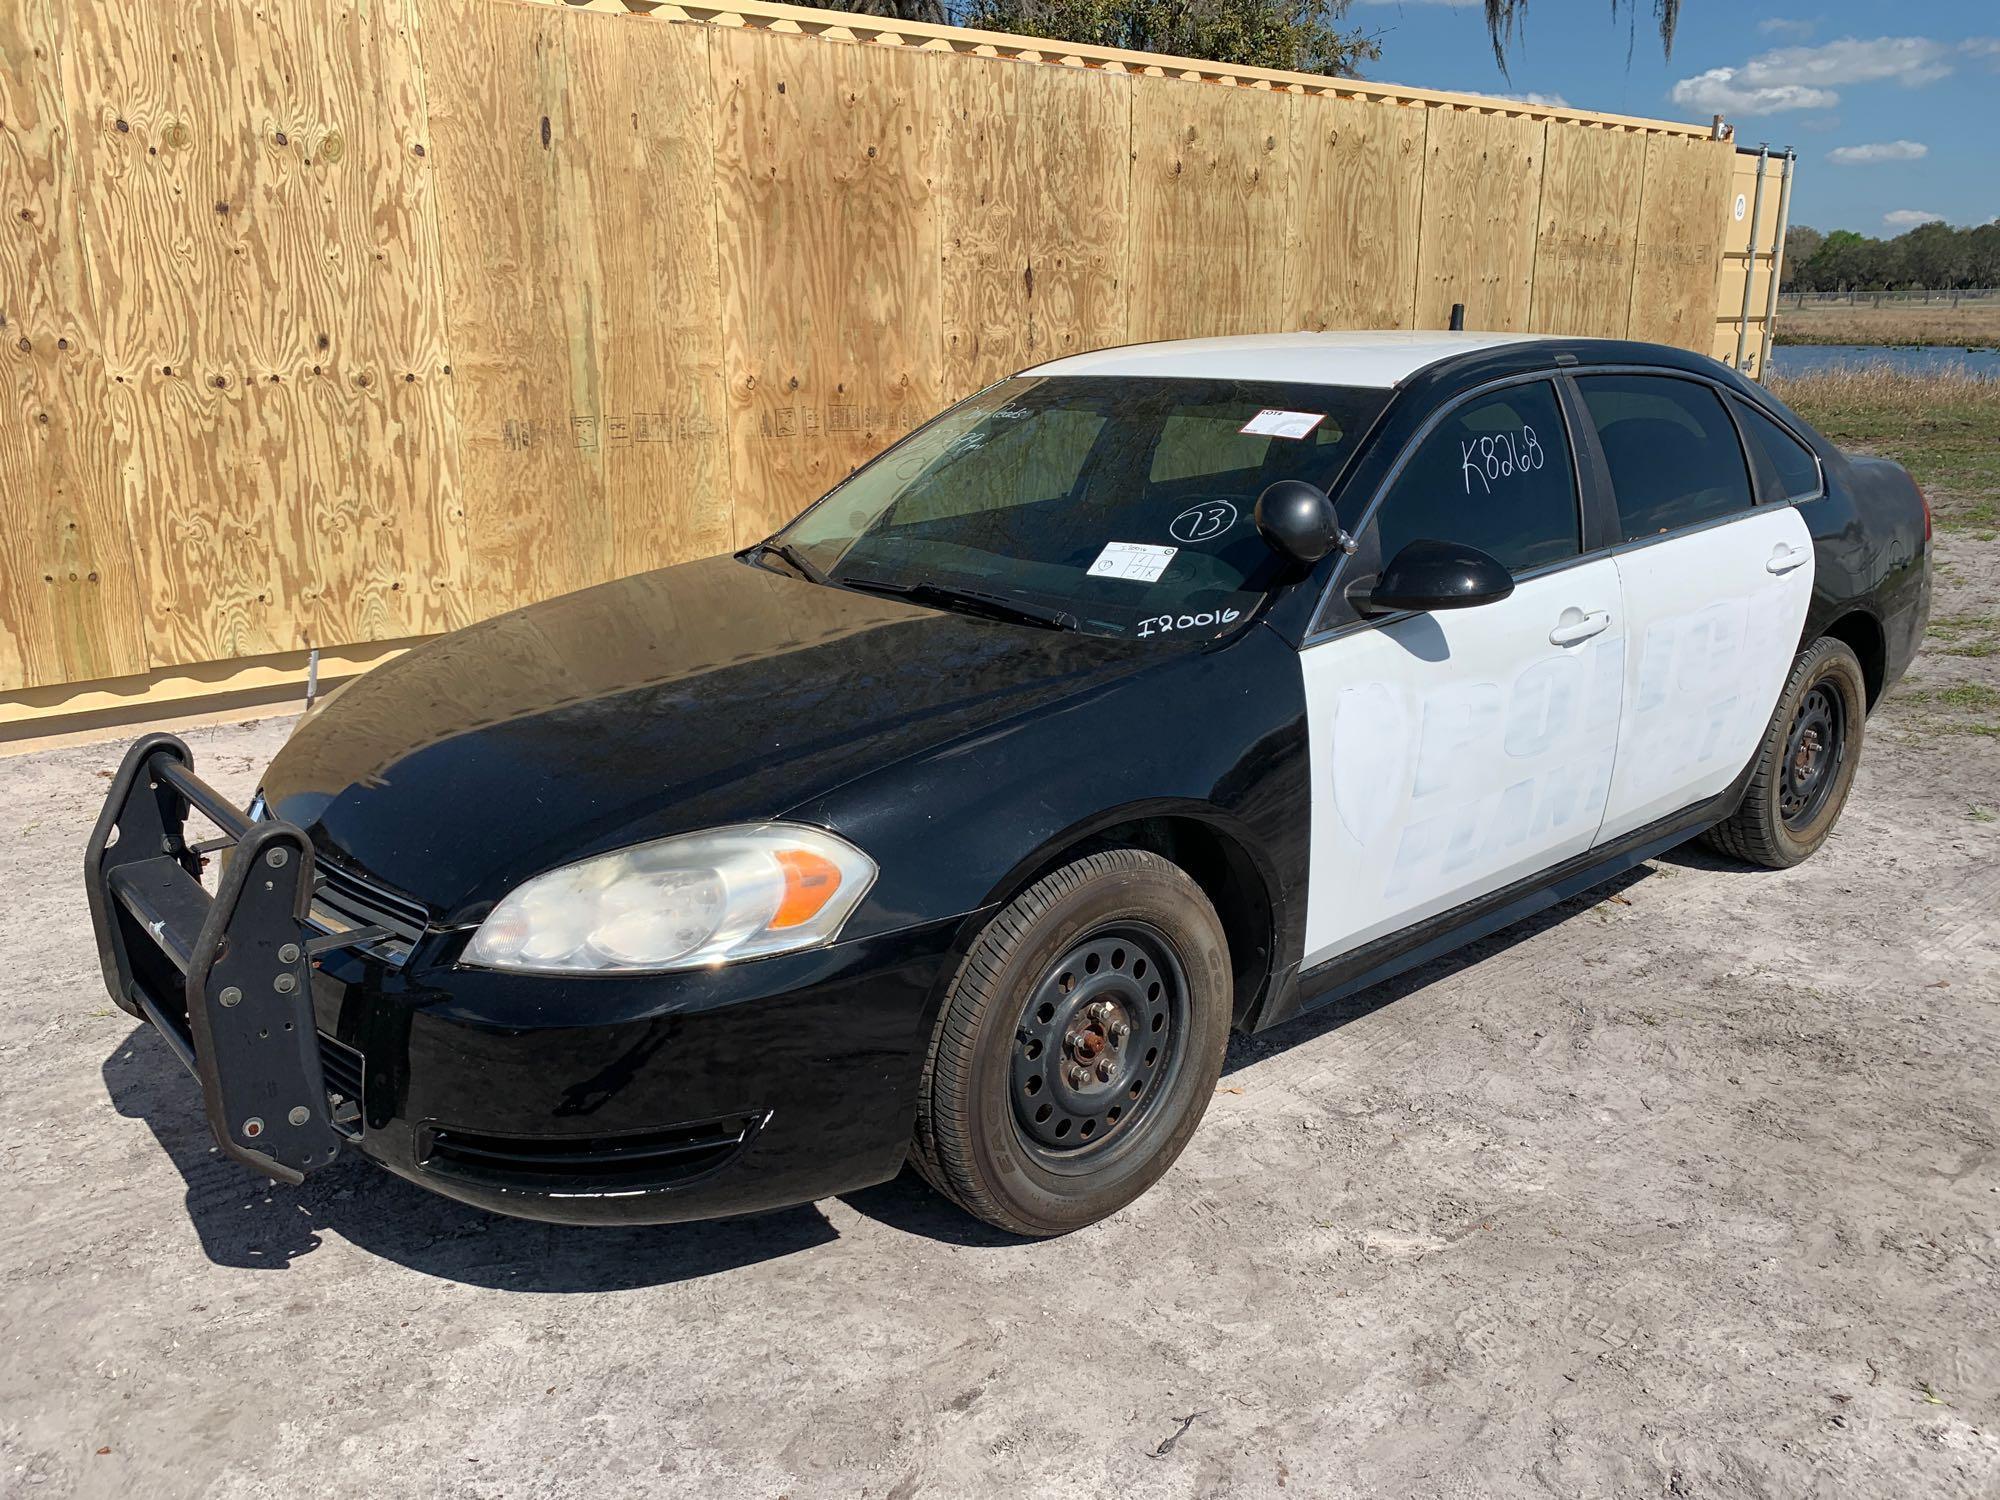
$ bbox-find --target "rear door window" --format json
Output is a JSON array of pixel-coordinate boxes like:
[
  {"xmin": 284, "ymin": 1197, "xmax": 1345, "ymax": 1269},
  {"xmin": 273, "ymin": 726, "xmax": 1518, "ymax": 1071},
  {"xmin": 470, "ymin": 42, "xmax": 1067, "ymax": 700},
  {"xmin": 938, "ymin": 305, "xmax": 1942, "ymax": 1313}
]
[
  {"xmin": 1733, "ymin": 399, "xmax": 1824, "ymax": 503},
  {"xmin": 1577, "ymin": 375, "xmax": 1756, "ymax": 540},
  {"xmin": 1367, "ymin": 379, "xmax": 1581, "ymax": 574}
]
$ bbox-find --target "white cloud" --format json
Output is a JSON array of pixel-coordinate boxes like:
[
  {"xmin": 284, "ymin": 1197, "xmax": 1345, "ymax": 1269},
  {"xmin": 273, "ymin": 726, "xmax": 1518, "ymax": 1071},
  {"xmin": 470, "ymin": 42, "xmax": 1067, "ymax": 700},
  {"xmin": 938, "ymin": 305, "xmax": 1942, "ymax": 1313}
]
[
  {"xmin": 1969, "ymin": 38, "xmax": 2000, "ymax": 70},
  {"xmin": 1671, "ymin": 34, "xmax": 1963, "ymax": 115},
  {"xmin": 1883, "ymin": 209, "xmax": 1945, "ymax": 230},
  {"xmin": 1671, "ymin": 70, "xmax": 1837, "ymax": 113},
  {"xmin": 1499, "ymin": 91, "xmax": 1571, "ymax": 107},
  {"xmin": 1827, "ymin": 139, "xmax": 1929, "ymax": 164},
  {"xmin": 1758, "ymin": 18, "xmax": 1817, "ymax": 39},
  {"xmin": 1748, "ymin": 36, "xmax": 1954, "ymax": 87}
]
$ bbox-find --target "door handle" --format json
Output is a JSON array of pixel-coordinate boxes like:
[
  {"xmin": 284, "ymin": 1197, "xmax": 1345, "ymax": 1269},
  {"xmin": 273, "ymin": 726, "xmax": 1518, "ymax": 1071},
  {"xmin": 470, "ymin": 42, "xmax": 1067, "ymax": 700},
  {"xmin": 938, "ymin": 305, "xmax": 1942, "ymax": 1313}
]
[
  {"xmin": 1549, "ymin": 608, "xmax": 1611, "ymax": 647},
  {"xmin": 1766, "ymin": 544, "xmax": 1811, "ymax": 575}
]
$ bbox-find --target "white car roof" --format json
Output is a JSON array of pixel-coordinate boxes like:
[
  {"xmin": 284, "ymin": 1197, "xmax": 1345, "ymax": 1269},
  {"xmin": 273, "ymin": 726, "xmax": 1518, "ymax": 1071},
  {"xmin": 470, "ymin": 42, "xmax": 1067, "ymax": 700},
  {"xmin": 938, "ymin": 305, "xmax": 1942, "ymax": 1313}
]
[{"xmin": 1021, "ymin": 330, "xmax": 1554, "ymax": 389}]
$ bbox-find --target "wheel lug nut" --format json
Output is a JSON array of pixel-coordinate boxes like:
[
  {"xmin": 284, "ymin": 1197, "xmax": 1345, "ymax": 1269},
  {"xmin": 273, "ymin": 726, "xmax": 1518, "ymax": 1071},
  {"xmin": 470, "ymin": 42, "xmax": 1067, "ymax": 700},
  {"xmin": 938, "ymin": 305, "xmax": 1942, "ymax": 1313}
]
[
  {"xmin": 1096, "ymin": 1061, "xmax": 1113, "ymax": 1083},
  {"xmin": 1112, "ymin": 1021, "xmax": 1130, "ymax": 1044},
  {"xmin": 1087, "ymin": 1001, "xmax": 1112, "ymax": 1023},
  {"xmin": 1068, "ymin": 1064, "xmax": 1088, "ymax": 1089}
]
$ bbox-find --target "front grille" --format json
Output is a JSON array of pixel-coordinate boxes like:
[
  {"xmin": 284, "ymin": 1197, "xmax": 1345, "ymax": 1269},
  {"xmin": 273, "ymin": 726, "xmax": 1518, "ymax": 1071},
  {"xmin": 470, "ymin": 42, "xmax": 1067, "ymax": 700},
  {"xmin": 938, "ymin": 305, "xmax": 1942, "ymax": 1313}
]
[
  {"xmin": 318, "ymin": 1034, "xmax": 365, "ymax": 1139},
  {"xmin": 420, "ymin": 1114, "xmax": 765, "ymax": 1192},
  {"xmin": 246, "ymin": 797, "xmax": 429, "ymax": 967},
  {"xmin": 309, "ymin": 859, "xmax": 429, "ymax": 967}
]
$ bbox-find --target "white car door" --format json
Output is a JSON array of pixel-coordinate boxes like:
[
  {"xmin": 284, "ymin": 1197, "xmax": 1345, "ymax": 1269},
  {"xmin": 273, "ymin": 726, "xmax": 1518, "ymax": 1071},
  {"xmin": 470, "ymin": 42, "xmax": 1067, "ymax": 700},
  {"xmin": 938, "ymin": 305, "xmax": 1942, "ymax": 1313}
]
[
  {"xmin": 1298, "ymin": 378, "xmax": 1625, "ymax": 972},
  {"xmin": 1574, "ymin": 374, "xmax": 1818, "ymax": 845}
]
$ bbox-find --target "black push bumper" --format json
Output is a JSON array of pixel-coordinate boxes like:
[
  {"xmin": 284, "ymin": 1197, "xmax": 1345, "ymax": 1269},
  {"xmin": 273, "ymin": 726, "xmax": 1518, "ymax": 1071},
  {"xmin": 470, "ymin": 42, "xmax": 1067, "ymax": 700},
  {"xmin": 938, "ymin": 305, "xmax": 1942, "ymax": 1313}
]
[
  {"xmin": 88, "ymin": 735, "xmax": 972, "ymax": 1223},
  {"xmin": 85, "ymin": 734, "xmax": 363, "ymax": 1184}
]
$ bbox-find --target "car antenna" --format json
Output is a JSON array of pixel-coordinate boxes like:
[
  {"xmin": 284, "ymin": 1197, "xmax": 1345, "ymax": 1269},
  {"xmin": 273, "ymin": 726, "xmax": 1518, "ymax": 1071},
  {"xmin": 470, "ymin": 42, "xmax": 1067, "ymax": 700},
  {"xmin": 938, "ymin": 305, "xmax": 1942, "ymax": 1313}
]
[{"xmin": 1449, "ymin": 302, "xmax": 1466, "ymax": 332}]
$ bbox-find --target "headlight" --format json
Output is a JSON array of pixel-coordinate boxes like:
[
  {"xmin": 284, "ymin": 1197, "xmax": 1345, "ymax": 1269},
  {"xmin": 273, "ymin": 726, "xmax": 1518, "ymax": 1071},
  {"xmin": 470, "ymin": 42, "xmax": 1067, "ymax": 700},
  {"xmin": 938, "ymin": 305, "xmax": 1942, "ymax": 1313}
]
[{"xmin": 461, "ymin": 824, "xmax": 876, "ymax": 974}]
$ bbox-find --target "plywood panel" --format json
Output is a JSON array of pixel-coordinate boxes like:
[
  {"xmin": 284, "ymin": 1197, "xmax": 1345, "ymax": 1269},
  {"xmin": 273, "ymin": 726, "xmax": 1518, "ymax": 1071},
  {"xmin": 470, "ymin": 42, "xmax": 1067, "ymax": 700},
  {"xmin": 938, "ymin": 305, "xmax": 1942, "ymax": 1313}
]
[
  {"xmin": 543, "ymin": 7, "xmax": 732, "ymax": 575},
  {"xmin": 1128, "ymin": 79, "xmax": 1293, "ymax": 343},
  {"xmin": 1629, "ymin": 131, "xmax": 1731, "ymax": 351},
  {"xmin": 939, "ymin": 59, "xmax": 1129, "ymax": 400},
  {"xmin": 50, "ymin": 0, "xmax": 469, "ymax": 672},
  {"xmin": 1285, "ymin": 92, "xmax": 1424, "ymax": 331},
  {"xmin": 0, "ymin": 0, "xmax": 149, "ymax": 690},
  {"xmin": 1412, "ymin": 106, "xmax": 1544, "ymax": 331},
  {"xmin": 1528, "ymin": 123, "xmax": 1644, "ymax": 338},
  {"xmin": 421, "ymin": 0, "xmax": 602, "ymax": 613},
  {"xmin": 713, "ymin": 25, "xmax": 944, "ymax": 547}
]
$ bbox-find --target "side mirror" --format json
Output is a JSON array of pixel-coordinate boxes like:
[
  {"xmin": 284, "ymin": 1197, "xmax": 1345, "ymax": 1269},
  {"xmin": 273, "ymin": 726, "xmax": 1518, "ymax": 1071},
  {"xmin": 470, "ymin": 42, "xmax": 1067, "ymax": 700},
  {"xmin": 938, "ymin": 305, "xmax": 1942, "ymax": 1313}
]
[
  {"xmin": 1254, "ymin": 480, "xmax": 1345, "ymax": 566},
  {"xmin": 1352, "ymin": 538, "xmax": 1514, "ymax": 616}
]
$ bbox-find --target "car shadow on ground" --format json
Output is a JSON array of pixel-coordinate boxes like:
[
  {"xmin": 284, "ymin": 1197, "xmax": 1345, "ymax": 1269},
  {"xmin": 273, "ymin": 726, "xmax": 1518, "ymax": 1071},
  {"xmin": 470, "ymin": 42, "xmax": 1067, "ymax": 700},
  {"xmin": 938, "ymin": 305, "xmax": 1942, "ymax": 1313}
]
[
  {"xmin": 1214, "ymin": 863, "xmax": 1657, "ymax": 1074},
  {"xmin": 839, "ymin": 865, "xmax": 1660, "ymax": 1244},
  {"xmin": 101, "ymin": 1025, "xmax": 838, "ymax": 1290},
  {"xmin": 101, "ymin": 865, "xmax": 1661, "ymax": 1280}
]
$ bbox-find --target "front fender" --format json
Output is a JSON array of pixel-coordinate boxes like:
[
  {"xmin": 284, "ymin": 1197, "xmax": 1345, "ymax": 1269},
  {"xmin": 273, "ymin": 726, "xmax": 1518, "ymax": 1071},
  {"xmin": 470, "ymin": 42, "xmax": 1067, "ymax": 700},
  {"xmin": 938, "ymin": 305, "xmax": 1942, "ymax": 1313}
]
[{"xmin": 789, "ymin": 625, "xmax": 1314, "ymax": 1001}]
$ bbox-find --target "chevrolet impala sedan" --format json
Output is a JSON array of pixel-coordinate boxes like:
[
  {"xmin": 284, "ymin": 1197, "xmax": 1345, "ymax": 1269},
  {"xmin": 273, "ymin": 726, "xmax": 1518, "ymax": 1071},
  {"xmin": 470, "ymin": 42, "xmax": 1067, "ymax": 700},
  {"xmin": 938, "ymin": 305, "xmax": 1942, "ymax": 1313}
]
[{"xmin": 87, "ymin": 331, "xmax": 1930, "ymax": 1236}]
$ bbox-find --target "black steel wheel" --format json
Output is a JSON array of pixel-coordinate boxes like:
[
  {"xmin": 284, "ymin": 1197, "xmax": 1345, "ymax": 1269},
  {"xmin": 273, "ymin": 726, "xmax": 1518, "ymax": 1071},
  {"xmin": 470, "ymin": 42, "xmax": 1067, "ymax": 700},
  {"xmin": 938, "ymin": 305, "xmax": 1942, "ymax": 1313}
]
[
  {"xmin": 1705, "ymin": 635, "xmax": 1868, "ymax": 869},
  {"xmin": 1008, "ymin": 925, "xmax": 1188, "ymax": 1168},
  {"xmin": 912, "ymin": 849, "xmax": 1232, "ymax": 1236},
  {"xmin": 1778, "ymin": 681, "xmax": 1847, "ymax": 830}
]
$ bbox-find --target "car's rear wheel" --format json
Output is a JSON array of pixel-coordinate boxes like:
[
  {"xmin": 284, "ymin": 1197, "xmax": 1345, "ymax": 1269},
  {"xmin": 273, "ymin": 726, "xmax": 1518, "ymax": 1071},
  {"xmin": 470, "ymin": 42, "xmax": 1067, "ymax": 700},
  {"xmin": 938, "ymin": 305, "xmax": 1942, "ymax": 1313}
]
[
  {"xmin": 1704, "ymin": 635, "xmax": 1868, "ymax": 869},
  {"xmin": 912, "ymin": 849, "xmax": 1231, "ymax": 1236}
]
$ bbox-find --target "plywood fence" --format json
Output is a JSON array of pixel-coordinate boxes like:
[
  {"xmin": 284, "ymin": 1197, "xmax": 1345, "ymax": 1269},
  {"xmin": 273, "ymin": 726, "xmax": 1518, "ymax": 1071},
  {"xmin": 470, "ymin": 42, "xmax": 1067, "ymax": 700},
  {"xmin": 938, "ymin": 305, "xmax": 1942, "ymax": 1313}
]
[{"xmin": 0, "ymin": 0, "xmax": 1736, "ymax": 706}]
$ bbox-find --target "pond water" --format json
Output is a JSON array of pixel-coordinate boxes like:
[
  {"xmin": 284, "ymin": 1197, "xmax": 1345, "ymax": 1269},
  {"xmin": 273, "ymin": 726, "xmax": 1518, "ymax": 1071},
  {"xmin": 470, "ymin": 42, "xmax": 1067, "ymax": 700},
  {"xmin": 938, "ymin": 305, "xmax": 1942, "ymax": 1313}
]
[{"xmin": 1767, "ymin": 343, "xmax": 2000, "ymax": 379}]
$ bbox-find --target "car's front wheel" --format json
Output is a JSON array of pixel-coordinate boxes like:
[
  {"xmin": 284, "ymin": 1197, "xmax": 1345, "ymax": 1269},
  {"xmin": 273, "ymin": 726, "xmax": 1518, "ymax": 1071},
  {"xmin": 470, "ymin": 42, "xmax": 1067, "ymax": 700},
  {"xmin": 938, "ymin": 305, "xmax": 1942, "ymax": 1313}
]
[
  {"xmin": 1705, "ymin": 635, "xmax": 1868, "ymax": 868},
  {"xmin": 912, "ymin": 849, "xmax": 1231, "ymax": 1236}
]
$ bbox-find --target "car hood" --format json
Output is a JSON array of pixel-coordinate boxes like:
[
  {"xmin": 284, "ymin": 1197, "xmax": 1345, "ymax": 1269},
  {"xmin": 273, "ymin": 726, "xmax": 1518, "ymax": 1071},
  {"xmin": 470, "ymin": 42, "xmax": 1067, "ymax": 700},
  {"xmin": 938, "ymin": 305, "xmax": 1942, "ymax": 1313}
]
[{"xmin": 262, "ymin": 554, "xmax": 1153, "ymax": 920}]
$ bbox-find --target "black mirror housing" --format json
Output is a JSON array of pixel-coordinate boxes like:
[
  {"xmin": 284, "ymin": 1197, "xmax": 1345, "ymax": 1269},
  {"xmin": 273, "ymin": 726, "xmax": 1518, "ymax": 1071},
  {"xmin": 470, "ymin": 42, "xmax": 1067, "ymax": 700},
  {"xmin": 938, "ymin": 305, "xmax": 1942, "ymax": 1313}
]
[
  {"xmin": 1356, "ymin": 538, "xmax": 1514, "ymax": 616},
  {"xmin": 1255, "ymin": 480, "xmax": 1341, "ymax": 566}
]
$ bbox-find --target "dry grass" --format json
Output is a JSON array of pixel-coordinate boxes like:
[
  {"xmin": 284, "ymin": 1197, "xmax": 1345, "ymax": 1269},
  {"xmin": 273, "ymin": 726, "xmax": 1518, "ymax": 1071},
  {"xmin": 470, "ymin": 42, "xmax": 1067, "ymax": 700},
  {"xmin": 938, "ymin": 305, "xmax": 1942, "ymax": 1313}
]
[
  {"xmin": 1769, "ymin": 366, "xmax": 2000, "ymax": 531},
  {"xmin": 1773, "ymin": 300, "xmax": 2000, "ymax": 349}
]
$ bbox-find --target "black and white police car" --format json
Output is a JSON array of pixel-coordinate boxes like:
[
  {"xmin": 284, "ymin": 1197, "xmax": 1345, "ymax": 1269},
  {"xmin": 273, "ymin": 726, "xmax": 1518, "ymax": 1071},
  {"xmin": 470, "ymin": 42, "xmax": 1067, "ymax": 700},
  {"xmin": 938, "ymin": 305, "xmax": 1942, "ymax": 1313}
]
[{"xmin": 88, "ymin": 331, "xmax": 1930, "ymax": 1237}]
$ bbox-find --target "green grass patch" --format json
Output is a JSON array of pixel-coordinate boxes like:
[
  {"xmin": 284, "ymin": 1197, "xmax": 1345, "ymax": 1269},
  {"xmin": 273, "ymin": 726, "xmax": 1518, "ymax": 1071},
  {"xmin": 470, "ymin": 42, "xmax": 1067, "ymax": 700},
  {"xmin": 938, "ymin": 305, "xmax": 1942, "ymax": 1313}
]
[
  {"xmin": 1936, "ymin": 682, "xmax": 2000, "ymax": 712},
  {"xmin": 1769, "ymin": 369, "xmax": 2000, "ymax": 517}
]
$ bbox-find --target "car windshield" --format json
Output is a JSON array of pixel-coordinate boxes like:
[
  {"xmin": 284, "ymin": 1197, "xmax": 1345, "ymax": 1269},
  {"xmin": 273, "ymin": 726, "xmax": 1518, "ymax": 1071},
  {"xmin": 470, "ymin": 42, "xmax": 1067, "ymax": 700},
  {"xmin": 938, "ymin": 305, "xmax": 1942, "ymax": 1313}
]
[{"xmin": 772, "ymin": 376, "xmax": 1388, "ymax": 640}]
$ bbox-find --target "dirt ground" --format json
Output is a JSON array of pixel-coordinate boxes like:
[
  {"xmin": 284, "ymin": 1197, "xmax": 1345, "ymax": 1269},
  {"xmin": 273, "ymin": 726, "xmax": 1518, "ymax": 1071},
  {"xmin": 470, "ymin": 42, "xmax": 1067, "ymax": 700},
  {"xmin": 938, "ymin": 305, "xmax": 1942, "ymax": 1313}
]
[{"xmin": 4, "ymin": 542, "xmax": 1997, "ymax": 1500}]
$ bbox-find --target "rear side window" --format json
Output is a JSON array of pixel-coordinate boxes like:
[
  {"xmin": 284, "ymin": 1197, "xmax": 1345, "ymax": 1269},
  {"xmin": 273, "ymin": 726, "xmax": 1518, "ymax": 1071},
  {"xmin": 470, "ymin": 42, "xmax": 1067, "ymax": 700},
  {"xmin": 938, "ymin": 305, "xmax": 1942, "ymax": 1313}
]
[
  {"xmin": 1368, "ymin": 379, "xmax": 1579, "ymax": 574},
  {"xmin": 1578, "ymin": 375, "xmax": 1755, "ymax": 540},
  {"xmin": 1734, "ymin": 399, "xmax": 1823, "ymax": 502}
]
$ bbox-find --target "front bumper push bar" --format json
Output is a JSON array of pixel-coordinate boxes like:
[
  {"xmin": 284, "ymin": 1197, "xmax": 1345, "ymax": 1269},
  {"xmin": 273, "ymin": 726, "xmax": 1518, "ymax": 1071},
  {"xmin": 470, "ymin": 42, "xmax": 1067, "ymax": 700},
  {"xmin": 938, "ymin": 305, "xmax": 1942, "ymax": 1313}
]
[{"xmin": 85, "ymin": 733, "xmax": 367, "ymax": 1184}]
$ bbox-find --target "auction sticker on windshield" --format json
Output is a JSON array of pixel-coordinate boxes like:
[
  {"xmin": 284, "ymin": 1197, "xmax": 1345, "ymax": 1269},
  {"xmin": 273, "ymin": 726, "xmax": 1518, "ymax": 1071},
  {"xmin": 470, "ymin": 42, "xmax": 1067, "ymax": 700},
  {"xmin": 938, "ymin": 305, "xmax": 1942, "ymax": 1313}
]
[
  {"xmin": 1087, "ymin": 541, "xmax": 1178, "ymax": 582},
  {"xmin": 1238, "ymin": 409, "xmax": 1325, "ymax": 440}
]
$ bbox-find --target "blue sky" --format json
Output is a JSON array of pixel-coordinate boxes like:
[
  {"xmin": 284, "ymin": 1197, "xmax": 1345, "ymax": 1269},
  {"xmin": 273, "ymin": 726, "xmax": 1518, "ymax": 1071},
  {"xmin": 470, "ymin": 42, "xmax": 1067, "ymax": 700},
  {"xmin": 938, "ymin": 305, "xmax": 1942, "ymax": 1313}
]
[{"xmin": 1349, "ymin": 0, "xmax": 1998, "ymax": 235}]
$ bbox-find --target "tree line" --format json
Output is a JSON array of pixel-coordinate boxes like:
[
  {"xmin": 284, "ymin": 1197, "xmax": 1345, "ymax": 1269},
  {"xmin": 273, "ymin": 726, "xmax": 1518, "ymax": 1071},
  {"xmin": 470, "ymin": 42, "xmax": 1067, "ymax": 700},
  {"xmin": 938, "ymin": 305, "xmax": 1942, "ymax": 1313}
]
[{"xmin": 1783, "ymin": 222, "xmax": 2000, "ymax": 294}]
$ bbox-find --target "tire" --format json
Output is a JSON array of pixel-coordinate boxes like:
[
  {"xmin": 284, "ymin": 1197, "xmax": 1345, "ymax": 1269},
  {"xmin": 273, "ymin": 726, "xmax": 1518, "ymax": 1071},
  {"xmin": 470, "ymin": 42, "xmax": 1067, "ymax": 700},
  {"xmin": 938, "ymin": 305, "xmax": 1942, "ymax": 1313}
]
[
  {"xmin": 1704, "ymin": 635, "xmax": 1868, "ymax": 869},
  {"xmin": 912, "ymin": 849, "xmax": 1232, "ymax": 1237}
]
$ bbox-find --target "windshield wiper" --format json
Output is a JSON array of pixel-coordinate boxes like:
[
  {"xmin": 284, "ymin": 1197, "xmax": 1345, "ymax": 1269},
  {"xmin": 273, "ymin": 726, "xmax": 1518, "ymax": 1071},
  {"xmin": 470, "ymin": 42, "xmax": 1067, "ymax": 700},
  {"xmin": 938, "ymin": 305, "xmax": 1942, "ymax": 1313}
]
[
  {"xmin": 839, "ymin": 574, "xmax": 1078, "ymax": 632},
  {"xmin": 749, "ymin": 538, "xmax": 830, "ymax": 586}
]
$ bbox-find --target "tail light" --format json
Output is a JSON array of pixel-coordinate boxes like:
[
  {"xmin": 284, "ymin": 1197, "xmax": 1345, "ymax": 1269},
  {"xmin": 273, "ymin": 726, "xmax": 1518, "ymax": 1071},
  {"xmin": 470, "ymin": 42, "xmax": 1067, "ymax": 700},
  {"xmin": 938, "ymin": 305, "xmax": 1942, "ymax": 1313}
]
[{"xmin": 1917, "ymin": 482, "xmax": 1932, "ymax": 543}]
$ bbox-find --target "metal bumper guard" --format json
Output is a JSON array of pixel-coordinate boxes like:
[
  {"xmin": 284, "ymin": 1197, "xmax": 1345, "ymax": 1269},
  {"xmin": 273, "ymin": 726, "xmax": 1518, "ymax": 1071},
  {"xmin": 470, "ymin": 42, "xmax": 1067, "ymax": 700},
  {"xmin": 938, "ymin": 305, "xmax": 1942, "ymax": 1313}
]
[{"xmin": 85, "ymin": 733, "xmax": 363, "ymax": 1184}]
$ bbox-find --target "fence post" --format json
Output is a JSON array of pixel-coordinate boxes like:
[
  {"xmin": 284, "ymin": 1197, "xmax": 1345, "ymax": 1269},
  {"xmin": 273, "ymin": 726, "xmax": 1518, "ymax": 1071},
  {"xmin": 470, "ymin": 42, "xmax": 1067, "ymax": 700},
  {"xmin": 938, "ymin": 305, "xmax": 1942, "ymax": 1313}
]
[
  {"xmin": 1735, "ymin": 146, "xmax": 1770, "ymax": 370},
  {"xmin": 1757, "ymin": 148, "xmax": 1794, "ymax": 378}
]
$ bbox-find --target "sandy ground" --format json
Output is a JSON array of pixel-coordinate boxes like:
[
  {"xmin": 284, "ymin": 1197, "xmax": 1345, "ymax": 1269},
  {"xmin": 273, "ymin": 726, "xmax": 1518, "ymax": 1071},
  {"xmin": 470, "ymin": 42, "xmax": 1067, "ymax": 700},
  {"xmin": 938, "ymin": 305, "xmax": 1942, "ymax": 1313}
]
[{"xmin": 3, "ymin": 544, "xmax": 1997, "ymax": 1500}]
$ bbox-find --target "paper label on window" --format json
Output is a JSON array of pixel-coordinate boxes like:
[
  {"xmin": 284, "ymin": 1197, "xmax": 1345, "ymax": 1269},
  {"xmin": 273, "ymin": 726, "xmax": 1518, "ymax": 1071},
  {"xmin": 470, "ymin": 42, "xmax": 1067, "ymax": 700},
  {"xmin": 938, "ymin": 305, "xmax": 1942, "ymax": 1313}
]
[
  {"xmin": 1239, "ymin": 408, "xmax": 1326, "ymax": 440},
  {"xmin": 1087, "ymin": 541, "xmax": 1178, "ymax": 583}
]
